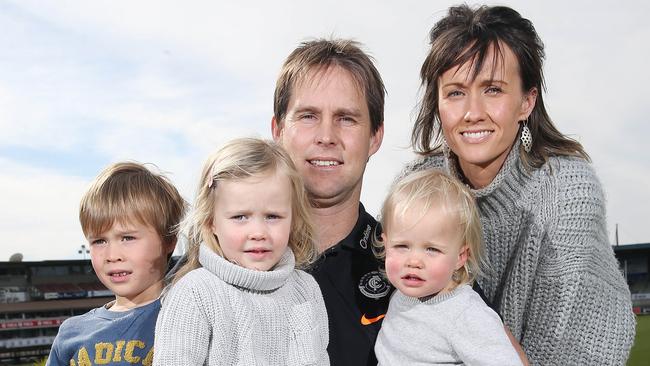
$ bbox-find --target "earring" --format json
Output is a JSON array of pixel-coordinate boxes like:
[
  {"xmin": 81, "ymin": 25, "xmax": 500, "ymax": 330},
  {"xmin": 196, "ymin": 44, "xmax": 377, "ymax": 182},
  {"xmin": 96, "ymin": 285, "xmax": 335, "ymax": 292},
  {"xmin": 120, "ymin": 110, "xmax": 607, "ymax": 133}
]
[
  {"xmin": 520, "ymin": 120, "xmax": 532, "ymax": 153},
  {"xmin": 452, "ymin": 269, "xmax": 462, "ymax": 283}
]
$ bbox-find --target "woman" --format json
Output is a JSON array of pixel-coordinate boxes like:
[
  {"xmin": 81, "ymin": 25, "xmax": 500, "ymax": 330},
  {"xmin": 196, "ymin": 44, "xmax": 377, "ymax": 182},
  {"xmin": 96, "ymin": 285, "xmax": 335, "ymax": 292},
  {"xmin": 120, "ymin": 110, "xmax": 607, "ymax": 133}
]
[{"xmin": 405, "ymin": 5, "xmax": 635, "ymax": 365}]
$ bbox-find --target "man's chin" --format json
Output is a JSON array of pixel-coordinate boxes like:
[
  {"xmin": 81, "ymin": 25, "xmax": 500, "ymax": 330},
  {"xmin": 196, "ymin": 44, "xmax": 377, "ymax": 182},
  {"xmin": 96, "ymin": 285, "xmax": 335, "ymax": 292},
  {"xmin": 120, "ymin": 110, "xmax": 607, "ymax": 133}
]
[{"xmin": 306, "ymin": 187, "xmax": 360, "ymax": 209}]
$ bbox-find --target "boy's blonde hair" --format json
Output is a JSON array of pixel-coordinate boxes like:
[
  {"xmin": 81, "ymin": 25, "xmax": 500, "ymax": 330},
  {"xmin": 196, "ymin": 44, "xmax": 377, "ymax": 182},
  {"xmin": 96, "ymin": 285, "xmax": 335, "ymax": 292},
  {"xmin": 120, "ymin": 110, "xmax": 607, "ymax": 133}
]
[
  {"xmin": 378, "ymin": 169, "xmax": 485, "ymax": 286},
  {"xmin": 173, "ymin": 138, "xmax": 317, "ymax": 282},
  {"xmin": 79, "ymin": 162, "xmax": 187, "ymax": 251}
]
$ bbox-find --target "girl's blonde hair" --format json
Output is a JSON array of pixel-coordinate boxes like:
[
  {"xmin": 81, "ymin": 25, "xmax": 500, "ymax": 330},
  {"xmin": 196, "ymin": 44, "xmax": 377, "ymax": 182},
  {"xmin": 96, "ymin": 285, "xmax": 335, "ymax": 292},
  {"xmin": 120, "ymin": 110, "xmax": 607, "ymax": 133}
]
[
  {"xmin": 173, "ymin": 138, "xmax": 317, "ymax": 282},
  {"xmin": 377, "ymin": 169, "xmax": 486, "ymax": 286}
]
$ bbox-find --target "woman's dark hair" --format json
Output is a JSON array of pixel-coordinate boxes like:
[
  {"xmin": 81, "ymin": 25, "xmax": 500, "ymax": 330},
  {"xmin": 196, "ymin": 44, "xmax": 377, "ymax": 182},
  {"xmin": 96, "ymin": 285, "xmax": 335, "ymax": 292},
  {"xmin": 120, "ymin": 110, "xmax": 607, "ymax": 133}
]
[{"xmin": 412, "ymin": 4, "xmax": 588, "ymax": 168}]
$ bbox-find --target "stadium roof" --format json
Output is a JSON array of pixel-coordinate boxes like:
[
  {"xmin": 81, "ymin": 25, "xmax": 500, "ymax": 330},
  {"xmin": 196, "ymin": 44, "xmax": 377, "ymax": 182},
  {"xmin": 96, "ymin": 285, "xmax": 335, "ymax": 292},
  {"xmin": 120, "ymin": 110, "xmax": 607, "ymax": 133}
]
[{"xmin": 613, "ymin": 242, "xmax": 650, "ymax": 252}]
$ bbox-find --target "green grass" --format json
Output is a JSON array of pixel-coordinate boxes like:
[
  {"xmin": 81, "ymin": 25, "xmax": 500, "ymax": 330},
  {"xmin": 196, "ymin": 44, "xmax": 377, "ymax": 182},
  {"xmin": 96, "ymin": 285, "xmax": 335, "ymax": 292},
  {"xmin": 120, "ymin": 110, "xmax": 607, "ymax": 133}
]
[{"xmin": 628, "ymin": 315, "xmax": 650, "ymax": 365}]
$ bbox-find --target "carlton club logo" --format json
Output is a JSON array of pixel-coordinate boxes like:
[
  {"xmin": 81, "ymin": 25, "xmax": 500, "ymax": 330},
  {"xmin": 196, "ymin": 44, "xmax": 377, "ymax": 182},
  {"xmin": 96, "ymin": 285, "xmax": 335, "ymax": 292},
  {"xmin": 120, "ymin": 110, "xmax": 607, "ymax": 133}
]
[{"xmin": 358, "ymin": 271, "xmax": 390, "ymax": 299}]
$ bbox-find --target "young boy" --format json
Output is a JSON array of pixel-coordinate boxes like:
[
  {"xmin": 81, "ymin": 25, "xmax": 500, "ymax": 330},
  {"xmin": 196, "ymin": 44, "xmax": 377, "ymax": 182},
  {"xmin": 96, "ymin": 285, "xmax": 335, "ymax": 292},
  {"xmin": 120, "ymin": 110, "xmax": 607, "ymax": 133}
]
[{"xmin": 47, "ymin": 162, "xmax": 186, "ymax": 366}]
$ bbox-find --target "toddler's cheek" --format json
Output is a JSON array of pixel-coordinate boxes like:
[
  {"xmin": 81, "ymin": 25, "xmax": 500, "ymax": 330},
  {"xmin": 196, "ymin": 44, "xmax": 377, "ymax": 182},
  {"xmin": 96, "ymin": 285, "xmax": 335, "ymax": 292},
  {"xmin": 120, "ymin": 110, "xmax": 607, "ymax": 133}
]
[{"xmin": 384, "ymin": 256, "xmax": 401, "ymax": 286}]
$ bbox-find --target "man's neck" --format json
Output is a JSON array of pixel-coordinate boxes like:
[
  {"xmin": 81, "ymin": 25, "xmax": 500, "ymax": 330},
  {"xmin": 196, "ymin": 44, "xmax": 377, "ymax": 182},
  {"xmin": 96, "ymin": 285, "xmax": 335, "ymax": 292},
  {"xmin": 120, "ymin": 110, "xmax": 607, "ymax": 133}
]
[{"xmin": 311, "ymin": 199, "xmax": 360, "ymax": 253}]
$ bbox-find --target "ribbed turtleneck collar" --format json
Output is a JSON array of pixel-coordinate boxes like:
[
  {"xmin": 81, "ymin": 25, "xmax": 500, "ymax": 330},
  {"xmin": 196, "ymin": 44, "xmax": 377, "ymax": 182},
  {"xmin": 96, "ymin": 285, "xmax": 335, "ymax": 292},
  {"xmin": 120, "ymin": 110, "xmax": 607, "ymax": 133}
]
[
  {"xmin": 198, "ymin": 244, "xmax": 294, "ymax": 292},
  {"xmin": 447, "ymin": 140, "xmax": 522, "ymax": 198}
]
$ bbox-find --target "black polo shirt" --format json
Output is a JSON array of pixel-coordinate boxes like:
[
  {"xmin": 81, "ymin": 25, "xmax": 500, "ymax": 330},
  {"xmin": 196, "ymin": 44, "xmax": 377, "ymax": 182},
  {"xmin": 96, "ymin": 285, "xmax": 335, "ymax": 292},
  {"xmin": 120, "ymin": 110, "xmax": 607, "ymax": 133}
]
[{"xmin": 308, "ymin": 203, "xmax": 393, "ymax": 366}]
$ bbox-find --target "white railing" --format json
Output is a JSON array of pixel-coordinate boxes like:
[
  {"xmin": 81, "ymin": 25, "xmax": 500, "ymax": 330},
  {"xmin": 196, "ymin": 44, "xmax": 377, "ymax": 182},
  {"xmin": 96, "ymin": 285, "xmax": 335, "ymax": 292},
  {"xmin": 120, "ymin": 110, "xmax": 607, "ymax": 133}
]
[{"xmin": 0, "ymin": 335, "xmax": 56, "ymax": 349}]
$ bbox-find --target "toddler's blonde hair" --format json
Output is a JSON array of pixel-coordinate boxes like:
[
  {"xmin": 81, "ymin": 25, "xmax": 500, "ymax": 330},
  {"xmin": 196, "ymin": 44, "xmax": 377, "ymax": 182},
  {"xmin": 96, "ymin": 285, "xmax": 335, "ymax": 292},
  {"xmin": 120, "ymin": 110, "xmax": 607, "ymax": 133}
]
[{"xmin": 377, "ymin": 169, "xmax": 486, "ymax": 286}]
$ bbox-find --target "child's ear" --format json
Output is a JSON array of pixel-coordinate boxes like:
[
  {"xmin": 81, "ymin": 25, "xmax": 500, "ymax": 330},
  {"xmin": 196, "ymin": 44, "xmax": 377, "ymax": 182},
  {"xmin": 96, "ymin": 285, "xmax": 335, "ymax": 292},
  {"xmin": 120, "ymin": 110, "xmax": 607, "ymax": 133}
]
[
  {"xmin": 456, "ymin": 244, "xmax": 469, "ymax": 270},
  {"xmin": 208, "ymin": 220, "xmax": 222, "ymax": 245},
  {"xmin": 166, "ymin": 238, "xmax": 177, "ymax": 255},
  {"xmin": 380, "ymin": 232, "xmax": 387, "ymax": 242},
  {"xmin": 209, "ymin": 218, "xmax": 218, "ymax": 236}
]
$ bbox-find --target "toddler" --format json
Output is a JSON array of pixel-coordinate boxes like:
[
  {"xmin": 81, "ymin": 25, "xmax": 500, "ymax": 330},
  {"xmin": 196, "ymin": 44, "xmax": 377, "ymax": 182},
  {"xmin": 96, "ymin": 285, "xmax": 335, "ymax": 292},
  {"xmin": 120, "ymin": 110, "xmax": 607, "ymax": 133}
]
[
  {"xmin": 374, "ymin": 170, "xmax": 523, "ymax": 365},
  {"xmin": 154, "ymin": 138, "xmax": 329, "ymax": 365}
]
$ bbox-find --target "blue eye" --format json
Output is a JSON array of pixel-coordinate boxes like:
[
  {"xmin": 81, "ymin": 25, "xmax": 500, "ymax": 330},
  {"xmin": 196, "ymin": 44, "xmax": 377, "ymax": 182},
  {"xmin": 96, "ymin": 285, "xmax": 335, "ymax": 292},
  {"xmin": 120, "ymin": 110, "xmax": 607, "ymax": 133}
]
[
  {"xmin": 340, "ymin": 116, "xmax": 357, "ymax": 124},
  {"xmin": 90, "ymin": 239, "xmax": 106, "ymax": 246}
]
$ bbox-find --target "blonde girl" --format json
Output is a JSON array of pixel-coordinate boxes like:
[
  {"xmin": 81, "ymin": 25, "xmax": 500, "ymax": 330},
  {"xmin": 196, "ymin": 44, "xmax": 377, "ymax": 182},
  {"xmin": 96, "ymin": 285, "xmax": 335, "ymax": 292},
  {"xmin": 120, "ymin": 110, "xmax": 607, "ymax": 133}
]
[
  {"xmin": 154, "ymin": 138, "xmax": 329, "ymax": 366},
  {"xmin": 374, "ymin": 170, "xmax": 522, "ymax": 366}
]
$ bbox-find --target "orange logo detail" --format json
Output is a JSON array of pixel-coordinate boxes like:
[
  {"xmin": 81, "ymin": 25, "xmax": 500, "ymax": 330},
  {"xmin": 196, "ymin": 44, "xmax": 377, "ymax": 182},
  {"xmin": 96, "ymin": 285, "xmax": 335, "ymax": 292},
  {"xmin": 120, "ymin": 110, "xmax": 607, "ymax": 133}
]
[{"xmin": 360, "ymin": 313, "xmax": 385, "ymax": 325}]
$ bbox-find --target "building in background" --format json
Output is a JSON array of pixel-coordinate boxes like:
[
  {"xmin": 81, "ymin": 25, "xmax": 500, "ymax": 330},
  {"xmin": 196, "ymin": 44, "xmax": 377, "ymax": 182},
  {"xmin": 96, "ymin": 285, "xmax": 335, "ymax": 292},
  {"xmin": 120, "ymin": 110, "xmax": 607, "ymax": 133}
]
[
  {"xmin": 614, "ymin": 243, "xmax": 650, "ymax": 314},
  {"xmin": 0, "ymin": 245, "xmax": 647, "ymax": 364},
  {"xmin": 0, "ymin": 259, "xmax": 111, "ymax": 364}
]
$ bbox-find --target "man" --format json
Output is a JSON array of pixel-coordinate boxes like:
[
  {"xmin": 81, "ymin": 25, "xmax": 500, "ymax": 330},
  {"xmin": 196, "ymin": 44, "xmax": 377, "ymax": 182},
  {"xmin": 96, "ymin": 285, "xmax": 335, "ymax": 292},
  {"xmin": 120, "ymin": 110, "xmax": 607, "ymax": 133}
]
[{"xmin": 272, "ymin": 39, "xmax": 391, "ymax": 366}]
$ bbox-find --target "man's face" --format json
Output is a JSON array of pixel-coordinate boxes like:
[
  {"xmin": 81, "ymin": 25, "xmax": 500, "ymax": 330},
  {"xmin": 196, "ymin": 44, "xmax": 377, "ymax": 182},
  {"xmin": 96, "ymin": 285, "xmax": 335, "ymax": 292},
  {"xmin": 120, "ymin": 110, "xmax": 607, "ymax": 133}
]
[{"xmin": 272, "ymin": 65, "xmax": 383, "ymax": 208}]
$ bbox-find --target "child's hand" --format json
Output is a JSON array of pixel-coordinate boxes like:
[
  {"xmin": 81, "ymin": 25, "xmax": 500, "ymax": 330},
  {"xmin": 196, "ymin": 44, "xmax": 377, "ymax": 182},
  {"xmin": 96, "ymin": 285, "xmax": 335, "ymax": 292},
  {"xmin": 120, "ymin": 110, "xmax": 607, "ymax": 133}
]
[{"xmin": 504, "ymin": 326, "xmax": 529, "ymax": 366}]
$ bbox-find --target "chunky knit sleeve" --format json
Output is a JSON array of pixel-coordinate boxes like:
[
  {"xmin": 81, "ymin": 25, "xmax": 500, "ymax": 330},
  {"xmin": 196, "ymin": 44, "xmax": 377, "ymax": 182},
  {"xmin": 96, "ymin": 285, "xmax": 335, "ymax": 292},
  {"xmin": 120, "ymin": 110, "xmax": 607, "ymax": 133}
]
[
  {"xmin": 310, "ymin": 273, "xmax": 330, "ymax": 365},
  {"xmin": 522, "ymin": 158, "xmax": 635, "ymax": 365},
  {"xmin": 153, "ymin": 270, "xmax": 213, "ymax": 366},
  {"xmin": 397, "ymin": 154, "xmax": 445, "ymax": 182},
  {"xmin": 290, "ymin": 270, "xmax": 330, "ymax": 366}
]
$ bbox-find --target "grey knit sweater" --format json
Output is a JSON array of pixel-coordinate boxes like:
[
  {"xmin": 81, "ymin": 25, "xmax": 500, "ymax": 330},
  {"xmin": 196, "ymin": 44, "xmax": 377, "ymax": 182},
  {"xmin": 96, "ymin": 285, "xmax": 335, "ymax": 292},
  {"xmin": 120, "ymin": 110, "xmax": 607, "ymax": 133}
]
[
  {"xmin": 403, "ymin": 145, "xmax": 635, "ymax": 365},
  {"xmin": 375, "ymin": 284, "xmax": 522, "ymax": 366},
  {"xmin": 153, "ymin": 244, "xmax": 329, "ymax": 365}
]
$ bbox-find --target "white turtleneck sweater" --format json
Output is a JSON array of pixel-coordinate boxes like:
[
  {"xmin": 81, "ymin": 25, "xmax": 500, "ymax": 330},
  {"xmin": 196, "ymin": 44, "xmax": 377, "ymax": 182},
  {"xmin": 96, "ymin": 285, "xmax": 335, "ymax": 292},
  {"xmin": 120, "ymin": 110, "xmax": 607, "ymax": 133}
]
[{"xmin": 153, "ymin": 244, "xmax": 329, "ymax": 366}]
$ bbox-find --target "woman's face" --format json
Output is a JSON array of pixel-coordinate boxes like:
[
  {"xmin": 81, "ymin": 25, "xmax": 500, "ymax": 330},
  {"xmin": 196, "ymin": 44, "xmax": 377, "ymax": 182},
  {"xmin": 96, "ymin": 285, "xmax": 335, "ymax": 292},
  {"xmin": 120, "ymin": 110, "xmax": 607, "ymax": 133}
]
[{"xmin": 437, "ymin": 43, "xmax": 536, "ymax": 186}]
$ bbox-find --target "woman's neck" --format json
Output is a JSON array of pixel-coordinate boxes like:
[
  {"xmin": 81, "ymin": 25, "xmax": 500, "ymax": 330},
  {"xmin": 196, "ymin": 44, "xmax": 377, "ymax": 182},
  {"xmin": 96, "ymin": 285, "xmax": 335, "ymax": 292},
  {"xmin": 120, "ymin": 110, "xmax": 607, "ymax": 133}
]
[{"xmin": 457, "ymin": 146, "xmax": 513, "ymax": 189}]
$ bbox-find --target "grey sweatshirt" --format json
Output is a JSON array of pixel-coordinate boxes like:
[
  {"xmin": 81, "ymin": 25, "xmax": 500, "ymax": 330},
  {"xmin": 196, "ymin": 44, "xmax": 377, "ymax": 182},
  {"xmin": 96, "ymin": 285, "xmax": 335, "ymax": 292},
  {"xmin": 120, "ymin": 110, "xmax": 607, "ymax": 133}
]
[{"xmin": 376, "ymin": 284, "xmax": 522, "ymax": 366}]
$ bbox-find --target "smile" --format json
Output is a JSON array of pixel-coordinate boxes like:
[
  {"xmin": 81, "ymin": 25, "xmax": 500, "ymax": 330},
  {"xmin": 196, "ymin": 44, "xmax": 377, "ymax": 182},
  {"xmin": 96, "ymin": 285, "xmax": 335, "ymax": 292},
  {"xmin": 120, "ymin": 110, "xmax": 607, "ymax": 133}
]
[
  {"xmin": 308, "ymin": 159, "xmax": 341, "ymax": 167},
  {"xmin": 460, "ymin": 130, "xmax": 493, "ymax": 143}
]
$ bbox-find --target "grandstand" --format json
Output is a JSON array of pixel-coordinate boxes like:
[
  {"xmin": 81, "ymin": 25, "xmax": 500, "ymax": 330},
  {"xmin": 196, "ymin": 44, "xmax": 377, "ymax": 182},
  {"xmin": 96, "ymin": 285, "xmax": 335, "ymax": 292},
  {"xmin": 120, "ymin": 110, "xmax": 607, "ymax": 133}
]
[
  {"xmin": 0, "ymin": 259, "xmax": 111, "ymax": 364},
  {"xmin": 0, "ymin": 245, "xmax": 647, "ymax": 364},
  {"xmin": 614, "ymin": 243, "xmax": 650, "ymax": 314}
]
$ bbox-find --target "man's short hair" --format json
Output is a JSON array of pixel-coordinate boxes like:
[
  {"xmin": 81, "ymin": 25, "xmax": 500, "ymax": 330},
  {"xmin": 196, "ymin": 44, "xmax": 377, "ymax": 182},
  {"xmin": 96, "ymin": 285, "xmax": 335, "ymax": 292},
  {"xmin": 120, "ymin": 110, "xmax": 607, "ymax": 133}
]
[
  {"xmin": 79, "ymin": 162, "xmax": 186, "ymax": 247},
  {"xmin": 273, "ymin": 38, "xmax": 385, "ymax": 134}
]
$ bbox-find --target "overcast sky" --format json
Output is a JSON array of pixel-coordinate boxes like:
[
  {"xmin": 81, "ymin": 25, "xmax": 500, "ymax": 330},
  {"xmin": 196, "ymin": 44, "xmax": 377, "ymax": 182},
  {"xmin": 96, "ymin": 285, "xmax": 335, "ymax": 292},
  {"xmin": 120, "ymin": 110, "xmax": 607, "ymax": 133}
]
[{"xmin": 1, "ymin": 0, "xmax": 648, "ymax": 261}]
